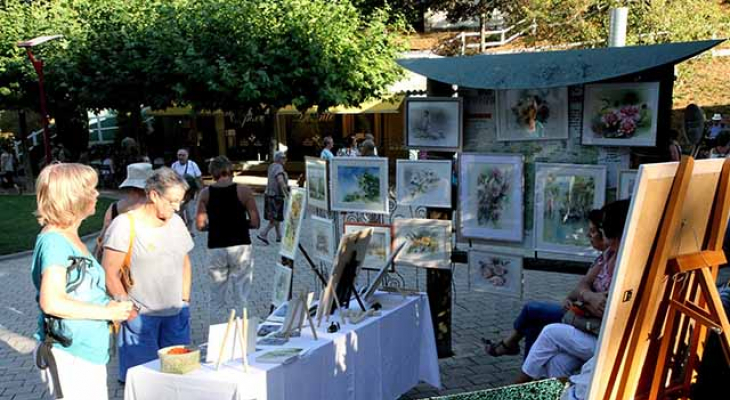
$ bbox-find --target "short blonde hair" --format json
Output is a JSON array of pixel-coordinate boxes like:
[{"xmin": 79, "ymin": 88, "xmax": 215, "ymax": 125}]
[{"xmin": 35, "ymin": 163, "xmax": 98, "ymax": 227}]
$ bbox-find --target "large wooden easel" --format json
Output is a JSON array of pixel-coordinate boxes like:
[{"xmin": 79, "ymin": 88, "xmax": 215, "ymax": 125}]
[{"xmin": 606, "ymin": 157, "xmax": 730, "ymax": 400}]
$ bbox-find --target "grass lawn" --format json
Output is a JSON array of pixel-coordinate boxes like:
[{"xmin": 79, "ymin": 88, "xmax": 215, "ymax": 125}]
[{"xmin": 0, "ymin": 195, "xmax": 115, "ymax": 255}]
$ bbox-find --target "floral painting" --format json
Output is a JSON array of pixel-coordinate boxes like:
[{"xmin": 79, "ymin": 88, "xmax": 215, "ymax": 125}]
[
  {"xmin": 272, "ymin": 263, "xmax": 292, "ymax": 307},
  {"xmin": 405, "ymin": 97, "xmax": 463, "ymax": 151},
  {"xmin": 279, "ymin": 188, "xmax": 307, "ymax": 260},
  {"xmin": 310, "ymin": 216, "xmax": 335, "ymax": 262},
  {"xmin": 618, "ymin": 170, "xmax": 638, "ymax": 200},
  {"xmin": 582, "ymin": 82, "xmax": 659, "ymax": 147},
  {"xmin": 344, "ymin": 223, "xmax": 392, "ymax": 271},
  {"xmin": 330, "ymin": 157, "xmax": 389, "ymax": 214},
  {"xmin": 534, "ymin": 163, "xmax": 606, "ymax": 256},
  {"xmin": 396, "ymin": 160, "xmax": 452, "ymax": 208},
  {"xmin": 393, "ymin": 218, "xmax": 451, "ymax": 269},
  {"xmin": 496, "ymin": 88, "xmax": 568, "ymax": 141},
  {"xmin": 460, "ymin": 154, "xmax": 523, "ymax": 242},
  {"xmin": 305, "ymin": 156, "xmax": 328, "ymax": 210},
  {"xmin": 469, "ymin": 251, "xmax": 523, "ymax": 297}
]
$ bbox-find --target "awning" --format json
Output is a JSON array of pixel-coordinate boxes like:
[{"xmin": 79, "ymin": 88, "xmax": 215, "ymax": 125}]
[
  {"xmin": 397, "ymin": 40, "xmax": 724, "ymax": 89},
  {"xmin": 277, "ymin": 95, "xmax": 404, "ymax": 115}
]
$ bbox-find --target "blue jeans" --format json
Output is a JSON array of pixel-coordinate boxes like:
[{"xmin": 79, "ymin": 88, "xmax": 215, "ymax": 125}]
[
  {"xmin": 514, "ymin": 301, "xmax": 565, "ymax": 358},
  {"xmin": 118, "ymin": 306, "xmax": 191, "ymax": 382}
]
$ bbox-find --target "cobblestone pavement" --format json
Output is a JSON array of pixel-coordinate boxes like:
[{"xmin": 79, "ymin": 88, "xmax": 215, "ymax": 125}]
[{"xmin": 2, "ymin": 195, "xmax": 725, "ymax": 399}]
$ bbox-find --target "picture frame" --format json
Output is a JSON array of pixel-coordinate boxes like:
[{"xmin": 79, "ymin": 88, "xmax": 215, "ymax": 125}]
[
  {"xmin": 344, "ymin": 222, "xmax": 393, "ymax": 271},
  {"xmin": 279, "ymin": 187, "xmax": 307, "ymax": 260},
  {"xmin": 310, "ymin": 216, "xmax": 335, "ymax": 262},
  {"xmin": 330, "ymin": 157, "xmax": 389, "ymax": 214},
  {"xmin": 405, "ymin": 97, "xmax": 463, "ymax": 151},
  {"xmin": 581, "ymin": 82, "xmax": 660, "ymax": 147},
  {"xmin": 617, "ymin": 169, "xmax": 638, "ymax": 200},
  {"xmin": 271, "ymin": 263, "xmax": 292, "ymax": 307},
  {"xmin": 496, "ymin": 87, "xmax": 569, "ymax": 141},
  {"xmin": 393, "ymin": 218, "xmax": 452, "ymax": 269},
  {"xmin": 533, "ymin": 163, "xmax": 607, "ymax": 257},
  {"xmin": 305, "ymin": 156, "xmax": 329, "ymax": 210},
  {"xmin": 459, "ymin": 153, "xmax": 524, "ymax": 242},
  {"xmin": 396, "ymin": 159, "xmax": 452, "ymax": 208},
  {"xmin": 469, "ymin": 250, "xmax": 523, "ymax": 298}
]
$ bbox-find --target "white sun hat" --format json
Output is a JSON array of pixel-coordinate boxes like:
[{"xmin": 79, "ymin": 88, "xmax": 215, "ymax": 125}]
[
  {"xmin": 119, "ymin": 162, "xmax": 153, "ymax": 189},
  {"xmin": 712, "ymin": 113, "xmax": 723, "ymax": 121}
]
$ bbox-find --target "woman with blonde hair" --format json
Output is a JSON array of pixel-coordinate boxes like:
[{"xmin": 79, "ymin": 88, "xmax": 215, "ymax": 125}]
[{"xmin": 31, "ymin": 163, "xmax": 133, "ymax": 400}]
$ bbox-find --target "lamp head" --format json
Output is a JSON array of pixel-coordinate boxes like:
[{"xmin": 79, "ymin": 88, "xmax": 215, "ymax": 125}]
[{"xmin": 17, "ymin": 35, "xmax": 63, "ymax": 48}]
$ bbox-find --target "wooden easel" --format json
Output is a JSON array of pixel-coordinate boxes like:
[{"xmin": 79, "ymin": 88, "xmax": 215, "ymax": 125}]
[{"xmin": 607, "ymin": 157, "xmax": 730, "ymax": 400}]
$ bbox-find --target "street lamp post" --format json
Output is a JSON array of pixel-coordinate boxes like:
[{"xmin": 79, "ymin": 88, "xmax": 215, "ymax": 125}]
[{"xmin": 17, "ymin": 35, "xmax": 63, "ymax": 166}]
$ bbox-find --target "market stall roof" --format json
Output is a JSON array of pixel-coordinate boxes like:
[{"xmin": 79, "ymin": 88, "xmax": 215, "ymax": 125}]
[{"xmin": 397, "ymin": 40, "xmax": 724, "ymax": 90}]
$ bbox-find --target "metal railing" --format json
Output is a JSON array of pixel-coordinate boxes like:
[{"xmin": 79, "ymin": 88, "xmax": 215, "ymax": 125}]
[{"xmin": 440, "ymin": 18, "xmax": 537, "ymax": 55}]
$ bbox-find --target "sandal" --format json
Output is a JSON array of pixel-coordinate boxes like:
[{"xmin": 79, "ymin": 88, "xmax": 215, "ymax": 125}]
[
  {"xmin": 257, "ymin": 235, "xmax": 270, "ymax": 245},
  {"xmin": 481, "ymin": 337, "xmax": 520, "ymax": 357}
]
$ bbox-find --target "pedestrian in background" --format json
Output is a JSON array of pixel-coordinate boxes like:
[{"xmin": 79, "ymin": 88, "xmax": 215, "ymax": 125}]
[
  {"xmin": 258, "ymin": 151, "xmax": 289, "ymax": 245},
  {"xmin": 337, "ymin": 135, "xmax": 360, "ymax": 157},
  {"xmin": 320, "ymin": 136, "xmax": 334, "ymax": 161},
  {"xmin": 365, "ymin": 133, "xmax": 378, "ymax": 156},
  {"xmin": 171, "ymin": 148, "xmax": 202, "ymax": 235}
]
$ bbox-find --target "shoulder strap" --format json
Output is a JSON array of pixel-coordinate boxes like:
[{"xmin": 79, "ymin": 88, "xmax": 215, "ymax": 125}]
[
  {"xmin": 111, "ymin": 202, "xmax": 119, "ymax": 220},
  {"xmin": 123, "ymin": 214, "xmax": 136, "ymax": 268}
]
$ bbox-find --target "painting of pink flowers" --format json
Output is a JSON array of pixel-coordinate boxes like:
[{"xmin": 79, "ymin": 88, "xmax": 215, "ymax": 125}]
[
  {"xmin": 469, "ymin": 251, "xmax": 523, "ymax": 297},
  {"xmin": 582, "ymin": 82, "xmax": 659, "ymax": 147}
]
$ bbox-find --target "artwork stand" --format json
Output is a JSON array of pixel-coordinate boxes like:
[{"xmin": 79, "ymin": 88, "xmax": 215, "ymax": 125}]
[
  {"xmin": 297, "ymin": 243, "xmax": 328, "ymax": 286},
  {"xmin": 333, "ymin": 251, "xmax": 366, "ymax": 313}
]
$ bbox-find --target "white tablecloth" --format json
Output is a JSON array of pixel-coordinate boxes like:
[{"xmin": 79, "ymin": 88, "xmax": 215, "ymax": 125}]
[{"xmin": 125, "ymin": 293, "xmax": 441, "ymax": 400}]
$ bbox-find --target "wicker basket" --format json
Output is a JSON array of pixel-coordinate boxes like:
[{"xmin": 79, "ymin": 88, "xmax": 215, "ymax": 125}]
[{"xmin": 158, "ymin": 345, "xmax": 200, "ymax": 374}]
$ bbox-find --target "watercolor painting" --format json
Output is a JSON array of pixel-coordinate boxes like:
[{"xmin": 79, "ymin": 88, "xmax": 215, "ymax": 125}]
[
  {"xmin": 534, "ymin": 163, "xmax": 606, "ymax": 256},
  {"xmin": 279, "ymin": 187, "xmax": 307, "ymax": 260},
  {"xmin": 330, "ymin": 157, "xmax": 388, "ymax": 214},
  {"xmin": 405, "ymin": 97, "xmax": 463, "ymax": 151},
  {"xmin": 396, "ymin": 160, "xmax": 452, "ymax": 208},
  {"xmin": 469, "ymin": 251, "xmax": 523, "ymax": 297},
  {"xmin": 460, "ymin": 154, "xmax": 523, "ymax": 242},
  {"xmin": 310, "ymin": 216, "xmax": 335, "ymax": 262},
  {"xmin": 305, "ymin": 156, "xmax": 329, "ymax": 210},
  {"xmin": 394, "ymin": 218, "xmax": 452, "ymax": 269},
  {"xmin": 496, "ymin": 88, "xmax": 569, "ymax": 141},
  {"xmin": 271, "ymin": 263, "xmax": 292, "ymax": 307},
  {"xmin": 582, "ymin": 82, "xmax": 659, "ymax": 147},
  {"xmin": 344, "ymin": 223, "xmax": 392, "ymax": 271},
  {"xmin": 618, "ymin": 169, "xmax": 638, "ymax": 200}
]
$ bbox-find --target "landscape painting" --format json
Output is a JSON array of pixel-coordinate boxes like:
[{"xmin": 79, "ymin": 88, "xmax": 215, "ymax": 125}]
[
  {"xmin": 469, "ymin": 250, "xmax": 523, "ymax": 298},
  {"xmin": 279, "ymin": 187, "xmax": 307, "ymax": 260},
  {"xmin": 396, "ymin": 160, "xmax": 452, "ymax": 208},
  {"xmin": 393, "ymin": 218, "xmax": 452, "ymax": 269},
  {"xmin": 310, "ymin": 216, "xmax": 335, "ymax": 263},
  {"xmin": 618, "ymin": 169, "xmax": 638, "ymax": 200},
  {"xmin": 344, "ymin": 223, "xmax": 392, "ymax": 271},
  {"xmin": 534, "ymin": 163, "xmax": 606, "ymax": 256},
  {"xmin": 272, "ymin": 263, "xmax": 292, "ymax": 307},
  {"xmin": 405, "ymin": 97, "xmax": 463, "ymax": 151},
  {"xmin": 305, "ymin": 156, "xmax": 329, "ymax": 210},
  {"xmin": 459, "ymin": 154, "xmax": 523, "ymax": 242},
  {"xmin": 330, "ymin": 157, "xmax": 389, "ymax": 214},
  {"xmin": 582, "ymin": 82, "xmax": 659, "ymax": 147},
  {"xmin": 496, "ymin": 88, "xmax": 569, "ymax": 141}
]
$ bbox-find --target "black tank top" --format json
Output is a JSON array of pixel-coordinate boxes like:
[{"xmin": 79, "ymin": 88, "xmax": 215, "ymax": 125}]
[{"xmin": 207, "ymin": 184, "xmax": 251, "ymax": 248}]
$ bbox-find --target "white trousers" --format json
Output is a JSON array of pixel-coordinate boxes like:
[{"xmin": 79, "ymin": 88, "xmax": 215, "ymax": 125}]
[
  {"xmin": 207, "ymin": 245, "xmax": 254, "ymax": 322},
  {"xmin": 36, "ymin": 345, "xmax": 108, "ymax": 400},
  {"xmin": 522, "ymin": 323, "xmax": 597, "ymax": 379}
]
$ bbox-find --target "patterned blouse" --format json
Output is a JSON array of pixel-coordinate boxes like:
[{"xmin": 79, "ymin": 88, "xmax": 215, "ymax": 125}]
[{"xmin": 591, "ymin": 248, "xmax": 617, "ymax": 293}]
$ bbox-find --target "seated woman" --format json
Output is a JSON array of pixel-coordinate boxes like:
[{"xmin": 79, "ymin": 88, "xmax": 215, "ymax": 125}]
[{"xmin": 484, "ymin": 209, "xmax": 610, "ymax": 358}]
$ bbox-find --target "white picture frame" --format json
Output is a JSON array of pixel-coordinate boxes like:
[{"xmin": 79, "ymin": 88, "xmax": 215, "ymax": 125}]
[
  {"xmin": 469, "ymin": 250, "xmax": 523, "ymax": 298},
  {"xmin": 617, "ymin": 169, "xmax": 638, "ymax": 200},
  {"xmin": 344, "ymin": 223, "xmax": 392, "ymax": 271},
  {"xmin": 496, "ymin": 87, "xmax": 569, "ymax": 141},
  {"xmin": 393, "ymin": 218, "xmax": 452, "ymax": 269},
  {"xmin": 310, "ymin": 216, "xmax": 335, "ymax": 262},
  {"xmin": 271, "ymin": 263, "xmax": 292, "ymax": 307},
  {"xmin": 305, "ymin": 156, "xmax": 329, "ymax": 210},
  {"xmin": 405, "ymin": 97, "xmax": 463, "ymax": 151},
  {"xmin": 330, "ymin": 157, "xmax": 389, "ymax": 214},
  {"xmin": 396, "ymin": 159, "xmax": 452, "ymax": 208},
  {"xmin": 279, "ymin": 187, "xmax": 307, "ymax": 260},
  {"xmin": 459, "ymin": 153, "xmax": 524, "ymax": 242}
]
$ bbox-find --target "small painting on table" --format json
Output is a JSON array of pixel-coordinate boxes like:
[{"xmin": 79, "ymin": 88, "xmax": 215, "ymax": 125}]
[
  {"xmin": 393, "ymin": 218, "xmax": 452, "ymax": 269},
  {"xmin": 396, "ymin": 160, "xmax": 452, "ymax": 208},
  {"xmin": 496, "ymin": 87, "xmax": 569, "ymax": 141},
  {"xmin": 305, "ymin": 156, "xmax": 329, "ymax": 210},
  {"xmin": 469, "ymin": 250, "xmax": 523, "ymax": 298},
  {"xmin": 618, "ymin": 169, "xmax": 638, "ymax": 200},
  {"xmin": 279, "ymin": 188, "xmax": 307, "ymax": 260},
  {"xmin": 310, "ymin": 216, "xmax": 335, "ymax": 262},
  {"xmin": 582, "ymin": 82, "xmax": 659, "ymax": 147},
  {"xmin": 405, "ymin": 97, "xmax": 463, "ymax": 151},
  {"xmin": 330, "ymin": 157, "xmax": 389, "ymax": 214},
  {"xmin": 271, "ymin": 263, "xmax": 292, "ymax": 307},
  {"xmin": 344, "ymin": 223, "xmax": 392, "ymax": 271}
]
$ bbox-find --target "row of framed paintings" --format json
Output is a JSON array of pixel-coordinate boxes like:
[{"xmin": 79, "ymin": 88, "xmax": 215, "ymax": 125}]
[{"xmin": 405, "ymin": 81, "xmax": 660, "ymax": 149}]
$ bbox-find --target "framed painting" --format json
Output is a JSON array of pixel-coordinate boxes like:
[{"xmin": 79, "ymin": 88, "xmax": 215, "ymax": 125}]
[
  {"xmin": 617, "ymin": 169, "xmax": 638, "ymax": 200},
  {"xmin": 459, "ymin": 154, "xmax": 524, "ymax": 242},
  {"xmin": 279, "ymin": 187, "xmax": 307, "ymax": 260},
  {"xmin": 271, "ymin": 263, "xmax": 292, "ymax": 307},
  {"xmin": 344, "ymin": 223, "xmax": 392, "ymax": 271},
  {"xmin": 305, "ymin": 156, "xmax": 329, "ymax": 210},
  {"xmin": 469, "ymin": 250, "xmax": 523, "ymax": 298},
  {"xmin": 582, "ymin": 82, "xmax": 659, "ymax": 147},
  {"xmin": 396, "ymin": 159, "xmax": 452, "ymax": 208},
  {"xmin": 393, "ymin": 218, "xmax": 452, "ymax": 269},
  {"xmin": 330, "ymin": 157, "xmax": 389, "ymax": 214},
  {"xmin": 533, "ymin": 163, "xmax": 607, "ymax": 256},
  {"xmin": 496, "ymin": 87, "xmax": 569, "ymax": 141},
  {"xmin": 405, "ymin": 97, "xmax": 463, "ymax": 151},
  {"xmin": 310, "ymin": 216, "xmax": 335, "ymax": 262}
]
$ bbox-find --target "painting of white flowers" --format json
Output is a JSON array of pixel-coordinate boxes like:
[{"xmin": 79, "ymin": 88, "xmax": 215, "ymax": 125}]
[
  {"xmin": 330, "ymin": 157, "xmax": 389, "ymax": 214},
  {"xmin": 496, "ymin": 88, "xmax": 569, "ymax": 141},
  {"xmin": 618, "ymin": 170, "xmax": 638, "ymax": 200},
  {"xmin": 344, "ymin": 223, "xmax": 392, "ymax": 271},
  {"xmin": 459, "ymin": 154, "xmax": 523, "ymax": 242},
  {"xmin": 534, "ymin": 163, "xmax": 607, "ymax": 256},
  {"xmin": 405, "ymin": 97, "xmax": 463, "ymax": 151},
  {"xmin": 272, "ymin": 263, "xmax": 292, "ymax": 307},
  {"xmin": 279, "ymin": 188, "xmax": 307, "ymax": 260},
  {"xmin": 305, "ymin": 156, "xmax": 329, "ymax": 210},
  {"xmin": 469, "ymin": 251, "xmax": 523, "ymax": 297},
  {"xmin": 396, "ymin": 160, "xmax": 452, "ymax": 208},
  {"xmin": 582, "ymin": 82, "xmax": 659, "ymax": 147},
  {"xmin": 311, "ymin": 216, "xmax": 335, "ymax": 262},
  {"xmin": 393, "ymin": 218, "xmax": 452, "ymax": 269}
]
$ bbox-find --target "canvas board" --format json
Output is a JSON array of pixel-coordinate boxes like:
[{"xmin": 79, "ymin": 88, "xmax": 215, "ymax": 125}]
[
  {"xmin": 469, "ymin": 250, "xmax": 523, "ymax": 298},
  {"xmin": 310, "ymin": 216, "xmax": 335, "ymax": 262},
  {"xmin": 588, "ymin": 159, "xmax": 726, "ymax": 400},
  {"xmin": 271, "ymin": 263, "xmax": 292, "ymax": 307},
  {"xmin": 330, "ymin": 157, "xmax": 389, "ymax": 214},
  {"xmin": 393, "ymin": 218, "xmax": 452, "ymax": 269},
  {"xmin": 305, "ymin": 156, "xmax": 329, "ymax": 210},
  {"xmin": 582, "ymin": 82, "xmax": 660, "ymax": 147},
  {"xmin": 205, "ymin": 317, "xmax": 258, "ymax": 364},
  {"xmin": 617, "ymin": 169, "xmax": 638, "ymax": 200},
  {"xmin": 396, "ymin": 159, "xmax": 452, "ymax": 208},
  {"xmin": 279, "ymin": 187, "xmax": 307, "ymax": 260},
  {"xmin": 405, "ymin": 97, "xmax": 463, "ymax": 151},
  {"xmin": 496, "ymin": 87, "xmax": 569, "ymax": 141},
  {"xmin": 533, "ymin": 163, "xmax": 607, "ymax": 257},
  {"xmin": 459, "ymin": 154, "xmax": 524, "ymax": 242},
  {"xmin": 344, "ymin": 223, "xmax": 392, "ymax": 271}
]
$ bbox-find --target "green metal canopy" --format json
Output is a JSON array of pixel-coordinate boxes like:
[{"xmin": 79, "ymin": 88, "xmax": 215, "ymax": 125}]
[{"xmin": 397, "ymin": 40, "xmax": 724, "ymax": 89}]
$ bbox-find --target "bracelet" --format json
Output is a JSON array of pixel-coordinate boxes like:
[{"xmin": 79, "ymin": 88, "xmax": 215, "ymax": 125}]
[{"xmin": 182, "ymin": 298, "xmax": 190, "ymax": 303}]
